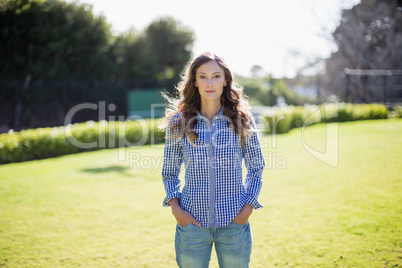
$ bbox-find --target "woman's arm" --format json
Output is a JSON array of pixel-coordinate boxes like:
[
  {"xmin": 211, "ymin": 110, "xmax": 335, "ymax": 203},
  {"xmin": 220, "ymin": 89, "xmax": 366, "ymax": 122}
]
[
  {"xmin": 162, "ymin": 116, "xmax": 201, "ymax": 227},
  {"xmin": 242, "ymin": 118, "xmax": 265, "ymax": 210},
  {"xmin": 162, "ymin": 116, "xmax": 184, "ymax": 207}
]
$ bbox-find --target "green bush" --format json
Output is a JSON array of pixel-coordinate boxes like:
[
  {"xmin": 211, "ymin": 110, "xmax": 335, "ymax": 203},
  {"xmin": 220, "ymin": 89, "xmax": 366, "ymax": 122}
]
[
  {"xmin": 327, "ymin": 103, "xmax": 388, "ymax": 122},
  {"xmin": 0, "ymin": 119, "xmax": 165, "ymax": 164},
  {"xmin": 391, "ymin": 106, "xmax": 402, "ymax": 118},
  {"xmin": 262, "ymin": 103, "xmax": 389, "ymax": 134},
  {"xmin": 263, "ymin": 109, "xmax": 293, "ymax": 135}
]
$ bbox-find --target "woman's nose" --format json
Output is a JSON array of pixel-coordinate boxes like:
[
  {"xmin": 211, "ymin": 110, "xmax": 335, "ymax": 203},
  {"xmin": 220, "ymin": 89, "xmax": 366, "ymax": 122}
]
[{"xmin": 208, "ymin": 78, "xmax": 213, "ymax": 87}]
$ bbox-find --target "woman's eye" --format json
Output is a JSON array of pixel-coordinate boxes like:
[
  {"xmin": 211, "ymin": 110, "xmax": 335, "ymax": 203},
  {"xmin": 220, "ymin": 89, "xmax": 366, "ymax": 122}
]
[
  {"xmin": 199, "ymin": 75, "xmax": 205, "ymax": 79},
  {"xmin": 214, "ymin": 75, "xmax": 221, "ymax": 79}
]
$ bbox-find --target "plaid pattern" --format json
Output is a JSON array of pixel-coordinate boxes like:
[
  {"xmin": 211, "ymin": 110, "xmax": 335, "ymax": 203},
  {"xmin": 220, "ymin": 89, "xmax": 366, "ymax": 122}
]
[{"xmin": 162, "ymin": 107, "xmax": 265, "ymax": 228}]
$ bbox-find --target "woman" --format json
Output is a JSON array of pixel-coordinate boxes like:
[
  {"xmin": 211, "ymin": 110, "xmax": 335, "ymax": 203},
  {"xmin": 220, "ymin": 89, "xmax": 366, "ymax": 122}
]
[{"xmin": 162, "ymin": 52, "xmax": 265, "ymax": 267}]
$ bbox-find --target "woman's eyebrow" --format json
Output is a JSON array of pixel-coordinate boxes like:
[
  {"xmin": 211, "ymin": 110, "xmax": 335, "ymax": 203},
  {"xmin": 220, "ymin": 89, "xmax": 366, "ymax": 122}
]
[{"xmin": 197, "ymin": 71, "xmax": 223, "ymax": 74}]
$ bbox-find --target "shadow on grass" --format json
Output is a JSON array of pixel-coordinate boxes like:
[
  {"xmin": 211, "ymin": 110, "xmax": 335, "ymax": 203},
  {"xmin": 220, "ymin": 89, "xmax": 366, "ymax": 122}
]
[{"xmin": 80, "ymin": 165, "xmax": 132, "ymax": 176}]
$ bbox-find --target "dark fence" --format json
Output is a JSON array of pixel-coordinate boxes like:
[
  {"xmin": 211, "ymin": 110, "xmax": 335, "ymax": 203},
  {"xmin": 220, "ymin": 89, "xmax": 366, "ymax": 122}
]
[
  {"xmin": 320, "ymin": 69, "xmax": 402, "ymax": 105},
  {"xmin": 344, "ymin": 69, "xmax": 402, "ymax": 103},
  {"xmin": 0, "ymin": 78, "xmax": 176, "ymax": 133}
]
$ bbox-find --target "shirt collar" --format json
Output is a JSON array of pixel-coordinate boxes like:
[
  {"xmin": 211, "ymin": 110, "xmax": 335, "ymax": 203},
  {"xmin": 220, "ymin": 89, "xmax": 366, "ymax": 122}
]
[{"xmin": 197, "ymin": 105, "xmax": 225, "ymax": 121}]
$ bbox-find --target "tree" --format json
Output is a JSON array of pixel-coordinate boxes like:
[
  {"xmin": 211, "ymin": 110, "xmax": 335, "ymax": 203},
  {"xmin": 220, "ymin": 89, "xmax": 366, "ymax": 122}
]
[
  {"xmin": 0, "ymin": 0, "xmax": 112, "ymax": 80},
  {"xmin": 144, "ymin": 17, "xmax": 194, "ymax": 82},
  {"xmin": 324, "ymin": 0, "xmax": 402, "ymax": 102},
  {"xmin": 237, "ymin": 74, "xmax": 301, "ymax": 106},
  {"xmin": 107, "ymin": 28, "xmax": 157, "ymax": 80},
  {"xmin": 0, "ymin": 0, "xmax": 113, "ymax": 129},
  {"xmin": 106, "ymin": 17, "xmax": 194, "ymax": 89},
  {"xmin": 250, "ymin": 65, "xmax": 265, "ymax": 78},
  {"xmin": 0, "ymin": 1, "xmax": 195, "ymax": 130}
]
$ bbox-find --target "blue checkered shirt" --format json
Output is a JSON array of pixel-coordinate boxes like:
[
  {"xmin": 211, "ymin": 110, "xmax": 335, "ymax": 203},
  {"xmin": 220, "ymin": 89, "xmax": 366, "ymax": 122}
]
[{"xmin": 162, "ymin": 107, "xmax": 265, "ymax": 228}]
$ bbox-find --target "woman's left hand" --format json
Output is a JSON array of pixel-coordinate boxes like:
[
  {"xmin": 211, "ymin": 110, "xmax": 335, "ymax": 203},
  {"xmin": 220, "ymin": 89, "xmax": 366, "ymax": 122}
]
[{"xmin": 232, "ymin": 203, "xmax": 253, "ymax": 225}]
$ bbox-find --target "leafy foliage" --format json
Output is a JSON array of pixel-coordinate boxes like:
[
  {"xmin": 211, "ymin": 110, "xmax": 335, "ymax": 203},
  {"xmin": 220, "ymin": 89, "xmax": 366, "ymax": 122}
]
[
  {"xmin": 0, "ymin": 1, "xmax": 195, "ymax": 130},
  {"xmin": 0, "ymin": 0, "xmax": 112, "ymax": 79},
  {"xmin": 0, "ymin": 119, "xmax": 164, "ymax": 164},
  {"xmin": 329, "ymin": 0, "xmax": 401, "ymax": 71},
  {"xmin": 107, "ymin": 17, "xmax": 194, "ymax": 83},
  {"xmin": 237, "ymin": 75, "xmax": 303, "ymax": 106},
  {"xmin": 145, "ymin": 17, "xmax": 194, "ymax": 81},
  {"xmin": 262, "ymin": 103, "xmax": 389, "ymax": 134},
  {"xmin": 324, "ymin": 0, "xmax": 402, "ymax": 101}
]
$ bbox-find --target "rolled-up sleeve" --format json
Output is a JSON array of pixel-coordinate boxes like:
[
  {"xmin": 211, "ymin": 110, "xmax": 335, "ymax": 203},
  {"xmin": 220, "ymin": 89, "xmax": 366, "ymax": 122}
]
[
  {"xmin": 162, "ymin": 115, "xmax": 183, "ymax": 207},
  {"xmin": 243, "ymin": 118, "xmax": 265, "ymax": 210}
]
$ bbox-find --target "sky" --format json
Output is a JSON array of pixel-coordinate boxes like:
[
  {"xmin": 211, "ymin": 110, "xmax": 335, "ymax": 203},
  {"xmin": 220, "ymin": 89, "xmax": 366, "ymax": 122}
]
[{"xmin": 66, "ymin": 0, "xmax": 360, "ymax": 78}]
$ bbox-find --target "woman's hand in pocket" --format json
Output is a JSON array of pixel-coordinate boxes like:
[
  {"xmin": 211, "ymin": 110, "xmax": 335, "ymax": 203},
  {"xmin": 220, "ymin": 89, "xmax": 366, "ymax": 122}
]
[
  {"xmin": 233, "ymin": 203, "xmax": 253, "ymax": 225},
  {"xmin": 174, "ymin": 209, "xmax": 200, "ymax": 227},
  {"xmin": 170, "ymin": 198, "xmax": 201, "ymax": 227}
]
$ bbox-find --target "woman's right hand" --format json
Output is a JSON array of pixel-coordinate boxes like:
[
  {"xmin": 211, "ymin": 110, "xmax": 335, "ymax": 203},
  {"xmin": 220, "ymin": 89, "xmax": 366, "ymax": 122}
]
[{"xmin": 170, "ymin": 198, "xmax": 201, "ymax": 227}]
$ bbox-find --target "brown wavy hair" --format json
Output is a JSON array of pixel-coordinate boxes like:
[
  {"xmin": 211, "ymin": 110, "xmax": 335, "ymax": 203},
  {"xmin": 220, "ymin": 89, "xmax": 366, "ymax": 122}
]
[{"xmin": 162, "ymin": 52, "xmax": 253, "ymax": 147}]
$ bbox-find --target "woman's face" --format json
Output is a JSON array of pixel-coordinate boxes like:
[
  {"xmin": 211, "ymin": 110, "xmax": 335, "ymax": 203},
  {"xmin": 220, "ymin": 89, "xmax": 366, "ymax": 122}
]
[{"xmin": 195, "ymin": 60, "xmax": 227, "ymax": 104}]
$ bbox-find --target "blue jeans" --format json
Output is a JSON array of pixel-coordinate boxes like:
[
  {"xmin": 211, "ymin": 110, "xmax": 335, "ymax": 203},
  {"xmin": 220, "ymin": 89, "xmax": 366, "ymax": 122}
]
[{"xmin": 175, "ymin": 221, "xmax": 252, "ymax": 268}]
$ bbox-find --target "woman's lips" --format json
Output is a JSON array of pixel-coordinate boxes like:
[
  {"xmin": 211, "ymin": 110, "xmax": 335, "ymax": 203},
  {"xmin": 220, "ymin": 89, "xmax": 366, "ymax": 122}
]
[{"xmin": 205, "ymin": 90, "xmax": 215, "ymax": 93}]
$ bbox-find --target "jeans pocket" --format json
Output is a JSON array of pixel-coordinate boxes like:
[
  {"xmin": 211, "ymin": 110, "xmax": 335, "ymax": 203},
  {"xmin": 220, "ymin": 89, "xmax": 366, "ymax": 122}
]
[
  {"xmin": 231, "ymin": 220, "xmax": 248, "ymax": 227},
  {"xmin": 177, "ymin": 222, "xmax": 193, "ymax": 228}
]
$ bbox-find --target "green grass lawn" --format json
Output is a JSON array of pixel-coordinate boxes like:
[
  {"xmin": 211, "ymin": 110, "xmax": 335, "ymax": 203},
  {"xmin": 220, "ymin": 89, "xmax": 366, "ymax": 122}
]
[{"xmin": 0, "ymin": 119, "xmax": 401, "ymax": 267}]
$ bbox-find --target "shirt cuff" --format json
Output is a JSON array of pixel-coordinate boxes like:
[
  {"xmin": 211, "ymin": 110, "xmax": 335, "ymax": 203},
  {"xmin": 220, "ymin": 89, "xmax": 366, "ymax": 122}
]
[
  {"xmin": 246, "ymin": 196, "xmax": 264, "ymax": 210},
  {"xmin": 162, "ymin": 192, "xmax": 181, "ymax": 207}
]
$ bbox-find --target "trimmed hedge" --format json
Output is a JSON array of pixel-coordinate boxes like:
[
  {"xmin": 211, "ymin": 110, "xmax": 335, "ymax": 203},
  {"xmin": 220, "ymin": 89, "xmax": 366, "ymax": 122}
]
[
  {"xmin": 262, "ymin": 103, "xmax": 390, "ymax": 135},
  {"xmin": 0, "ymin": 119, "xmax": 165, "ymax": 164}
]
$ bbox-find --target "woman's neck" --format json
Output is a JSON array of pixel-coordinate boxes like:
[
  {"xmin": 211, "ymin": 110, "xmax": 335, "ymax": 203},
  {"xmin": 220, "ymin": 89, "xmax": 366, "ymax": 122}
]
[{"xmin": 200, "ymin": 100, "xmax": 222, "ymax": 122}]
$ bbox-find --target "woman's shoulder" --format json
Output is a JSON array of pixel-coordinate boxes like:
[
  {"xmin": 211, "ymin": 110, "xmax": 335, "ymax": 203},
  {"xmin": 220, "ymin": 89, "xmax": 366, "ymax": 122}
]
[
  {"xmin": 168, "ymin": 112, "xmax": 183, "ymax": 124},
  {"xmin": 166, "ymin": 112, "xmax": 187, "ymax": 133},
  {"xmin": 247, "ymin": 113, "xmax": 257, "ymax": 126}
]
